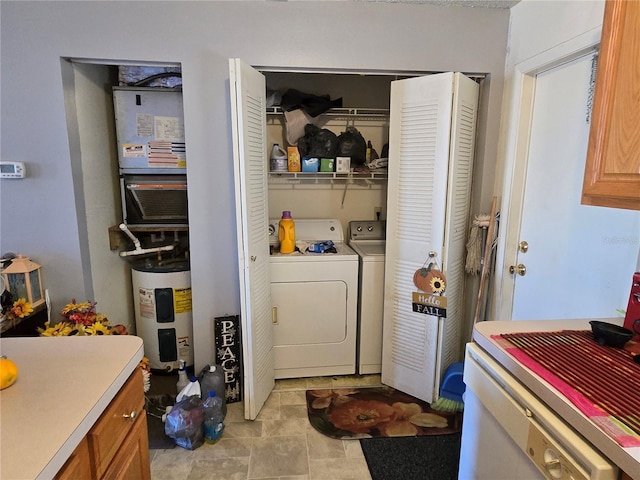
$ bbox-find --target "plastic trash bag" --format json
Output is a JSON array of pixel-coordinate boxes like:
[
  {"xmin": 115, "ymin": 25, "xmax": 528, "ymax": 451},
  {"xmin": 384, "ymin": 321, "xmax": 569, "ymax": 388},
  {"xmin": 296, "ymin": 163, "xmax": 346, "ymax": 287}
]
[
  {"xmin": 297, "ymin": 124, "xmax": 338, "ymax": 159},
  {"xmin": 176, "ymin": 378, "xmax": 201, "ymax": 403},
  {"xmin": 337, "ymin": 127, "xmax": 367, "ymax": 165},
  {"xmin": 280, "ymin": 89, "xmax": 342, "ymax": 117},
  {"xmin": 164, "ymin": 396, "xmax": 205, "ymax": 450}
]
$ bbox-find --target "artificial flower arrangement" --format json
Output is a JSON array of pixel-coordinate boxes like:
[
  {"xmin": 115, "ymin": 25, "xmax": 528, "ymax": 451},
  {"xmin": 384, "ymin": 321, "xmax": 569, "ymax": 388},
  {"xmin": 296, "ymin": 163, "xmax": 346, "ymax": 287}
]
[
  {"xmin": 38, "ymin": 300, "xmax": 128, "ymax": 337},
  {"xmin": 37, "ymin": 300, "xmax": 151, "ymax": 392},
  {"xmin": 1, "ymin": 298, "xmax": 34, "ymax": 324}
]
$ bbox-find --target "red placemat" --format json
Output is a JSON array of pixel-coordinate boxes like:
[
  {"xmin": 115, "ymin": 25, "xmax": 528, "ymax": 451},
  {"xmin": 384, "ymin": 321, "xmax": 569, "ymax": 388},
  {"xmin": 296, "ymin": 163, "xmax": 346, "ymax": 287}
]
[{"xmin": 492, "ymin": 330, "xmax": 640, "ymax": 447}]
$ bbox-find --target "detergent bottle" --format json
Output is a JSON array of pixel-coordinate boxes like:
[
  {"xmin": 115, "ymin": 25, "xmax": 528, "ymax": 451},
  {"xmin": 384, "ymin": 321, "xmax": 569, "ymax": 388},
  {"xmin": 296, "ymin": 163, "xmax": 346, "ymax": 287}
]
[{"xmin": 278, "ymin": 211, "xmax": 296, "ymax": 254}]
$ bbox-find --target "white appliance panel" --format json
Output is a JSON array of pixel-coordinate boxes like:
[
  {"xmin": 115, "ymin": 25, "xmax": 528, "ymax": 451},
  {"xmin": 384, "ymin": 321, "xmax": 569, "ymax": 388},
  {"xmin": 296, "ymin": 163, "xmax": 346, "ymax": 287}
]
[
  {"xmin": 351, "ymin": 242, "xmax": 386, "ymax": 257},
  {"xmin": 269, "ymin": 242, "xmax": 357, "ymax": 262},
  {"xmin": 460, "ymin": 388, "xmax": 546, "ymax": 479},
  {"xmin": 113, "ymin": 87, "xmax": 186, "ymax": 173},
  {"xmin": 459, "ymin": 344, "xmax": 618, "ymax": 480},
  {"xmin": 271, "ymin": 280, "xmax": 348, "ymax": 345},
  {"xmin": 269, "ymin": 233, "xmax": 359, "ymax": 380},
  {"xmin": 356, "ymin": 250, "xmax": 385, "ymax": 374}
]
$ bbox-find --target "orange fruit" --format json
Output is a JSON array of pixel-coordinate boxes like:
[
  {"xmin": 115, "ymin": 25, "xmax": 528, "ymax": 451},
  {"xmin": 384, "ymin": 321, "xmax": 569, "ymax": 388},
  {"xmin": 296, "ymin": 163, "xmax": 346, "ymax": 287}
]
[{"xmin": 0, "ymin": 355, "xmax": 18, "ymax": 390}]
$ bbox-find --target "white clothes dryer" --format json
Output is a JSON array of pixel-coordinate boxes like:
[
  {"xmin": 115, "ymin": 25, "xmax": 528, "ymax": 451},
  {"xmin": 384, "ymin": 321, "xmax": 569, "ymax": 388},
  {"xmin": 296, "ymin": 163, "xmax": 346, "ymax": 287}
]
[
  {"xmin": 268, "ymin": 218, "xmax": 359, "ymax": 379},
  {"xmin": 349, "ymin": 220, "xmax": 386, "ymax": 374}
]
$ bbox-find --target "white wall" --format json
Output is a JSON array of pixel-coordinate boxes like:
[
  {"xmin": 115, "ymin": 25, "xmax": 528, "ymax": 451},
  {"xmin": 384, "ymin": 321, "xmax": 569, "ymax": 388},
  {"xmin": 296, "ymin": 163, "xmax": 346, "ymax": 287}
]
[
  {"xmin": 67, "ymin": 63, "xmax": 135, "ymax": 331},
  {"xmin": 494, "ymin": 0, "xmax": 606, "ymax": 193},
  {"xmin": 0, "ymin": 1, "xmax": 509, "ymax": 369},
  {"xmin": 491, "ymin": 0, "xmax": 626, "ymax": 320}
]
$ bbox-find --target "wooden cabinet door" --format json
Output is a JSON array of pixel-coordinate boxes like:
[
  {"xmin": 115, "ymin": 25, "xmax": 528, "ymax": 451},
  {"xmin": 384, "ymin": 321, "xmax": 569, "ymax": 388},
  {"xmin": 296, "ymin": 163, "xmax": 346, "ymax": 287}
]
[
  {"xmin": 582, "ymin": 0, "xmax": 640, "ymax": 210},
  {"xmin": 101, "ymin": 411, "xmax": 151, "ymax": 480},
  {"xmin": 88, "ymin": 370, "xmax": 146, "ymax": 478},
  {"xmin": 55, "ymin": 437, "xmax": 93, "ymax": 480}
]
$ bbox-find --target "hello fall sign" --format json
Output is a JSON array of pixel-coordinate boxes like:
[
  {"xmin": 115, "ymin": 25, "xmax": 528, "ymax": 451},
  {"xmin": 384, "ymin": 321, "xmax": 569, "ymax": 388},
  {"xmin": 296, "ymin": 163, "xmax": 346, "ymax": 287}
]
[{"xmin": 412, "ymin": 291, "xmax": 447, "ymax": 318}]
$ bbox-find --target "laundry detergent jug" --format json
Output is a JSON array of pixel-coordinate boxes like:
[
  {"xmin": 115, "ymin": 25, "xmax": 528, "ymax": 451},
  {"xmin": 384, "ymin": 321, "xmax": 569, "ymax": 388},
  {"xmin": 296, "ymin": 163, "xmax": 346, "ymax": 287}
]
[
  {"xmin": 270, "ymin": 144, "xmax": 288, "ymax": 172},
  {"xmin": 278, "ymin": 211, "xmax": 296, "ymax": 254}
]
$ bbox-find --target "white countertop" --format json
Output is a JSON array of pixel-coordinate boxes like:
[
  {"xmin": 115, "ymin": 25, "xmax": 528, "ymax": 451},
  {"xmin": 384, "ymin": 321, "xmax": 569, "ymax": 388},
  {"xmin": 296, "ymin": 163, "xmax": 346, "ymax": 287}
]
[
  {"xmin": 473, "ymin": 319, "xmax": 640, "ymax": 480},
  {"xmin": 0, "ymin": 335, "xmax": 144, "ymax": 480}
]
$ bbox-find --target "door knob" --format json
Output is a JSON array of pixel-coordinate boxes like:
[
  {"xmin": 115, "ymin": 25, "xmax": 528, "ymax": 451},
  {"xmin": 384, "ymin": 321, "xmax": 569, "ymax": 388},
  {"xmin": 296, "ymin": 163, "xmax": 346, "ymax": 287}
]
[{"xmin": 509, "ymin": 264, "xmax": 527, "ymax": 276}]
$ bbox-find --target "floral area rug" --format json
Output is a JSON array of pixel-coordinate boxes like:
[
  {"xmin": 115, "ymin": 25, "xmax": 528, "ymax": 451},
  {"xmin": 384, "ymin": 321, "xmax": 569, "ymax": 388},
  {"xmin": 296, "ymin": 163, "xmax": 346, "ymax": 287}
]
[{"xmin": 306, "ymin": 386, "xmax": 462, "ymax": 439}]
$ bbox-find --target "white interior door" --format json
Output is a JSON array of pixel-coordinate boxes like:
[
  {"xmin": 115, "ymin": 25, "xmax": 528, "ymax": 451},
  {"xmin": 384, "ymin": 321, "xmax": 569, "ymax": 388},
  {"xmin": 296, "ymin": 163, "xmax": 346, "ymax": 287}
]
[
  {"xmin": 229, "ymin": 58, "xmax": 274, "ymax": 420},
  {"xmin": 505, "ymin": 53, "xmax": 640, "ymax": 320},
  {"xmin": 382, "ymin": 73, "xmax": 478, "ymax": 403}
]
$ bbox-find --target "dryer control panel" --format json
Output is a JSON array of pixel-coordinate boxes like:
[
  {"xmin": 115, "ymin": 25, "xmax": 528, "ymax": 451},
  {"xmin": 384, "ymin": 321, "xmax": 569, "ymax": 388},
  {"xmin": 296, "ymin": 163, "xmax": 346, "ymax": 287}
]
[{"xmin": 349, "ymin": 221, "xmax": 386, "ymax": 241}]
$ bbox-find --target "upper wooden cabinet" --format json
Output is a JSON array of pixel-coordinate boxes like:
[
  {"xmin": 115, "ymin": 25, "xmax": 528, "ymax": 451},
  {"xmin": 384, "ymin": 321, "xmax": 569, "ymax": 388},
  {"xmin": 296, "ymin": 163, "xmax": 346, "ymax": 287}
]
[{"xmin": 582, "ymin": 0, "xmax": 640, "ymax": 210}]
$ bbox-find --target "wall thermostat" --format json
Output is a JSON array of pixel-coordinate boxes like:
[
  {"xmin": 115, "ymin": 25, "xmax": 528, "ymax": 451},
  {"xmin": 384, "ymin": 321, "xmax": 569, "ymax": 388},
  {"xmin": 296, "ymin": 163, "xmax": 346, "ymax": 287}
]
[{"xmin": 0, "ymin": 162, "xmax": 26, "ymax": 179}]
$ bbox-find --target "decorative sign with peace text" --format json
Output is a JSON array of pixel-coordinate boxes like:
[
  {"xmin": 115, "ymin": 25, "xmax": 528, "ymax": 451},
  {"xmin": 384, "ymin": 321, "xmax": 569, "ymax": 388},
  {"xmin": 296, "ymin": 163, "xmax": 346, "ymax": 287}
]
[{"xmin": 215, "ymin": 315, "xmax": 243, "ymax": 403}]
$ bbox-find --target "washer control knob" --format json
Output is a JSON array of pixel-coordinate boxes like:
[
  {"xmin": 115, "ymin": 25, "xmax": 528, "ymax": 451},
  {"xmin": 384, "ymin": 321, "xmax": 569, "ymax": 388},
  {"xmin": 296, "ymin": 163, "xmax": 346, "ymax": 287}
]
[
  {"xmin": 367, "ymin": 225, "xmax": 374, "ymax": 232},
  {"xmin": 543, "ymin": 448, "xmax": 563, "ymax": 479},
  {"xmin": 356, "ymin": 225, "xmax": 363, "ymax": 232}
]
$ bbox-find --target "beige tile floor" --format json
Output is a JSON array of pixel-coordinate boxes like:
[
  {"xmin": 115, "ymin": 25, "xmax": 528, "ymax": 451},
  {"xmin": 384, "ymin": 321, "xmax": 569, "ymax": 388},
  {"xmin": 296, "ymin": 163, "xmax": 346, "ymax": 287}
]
[{"xmin": 150, "ymin": 375, "xmax": 383, "ymax": 480}]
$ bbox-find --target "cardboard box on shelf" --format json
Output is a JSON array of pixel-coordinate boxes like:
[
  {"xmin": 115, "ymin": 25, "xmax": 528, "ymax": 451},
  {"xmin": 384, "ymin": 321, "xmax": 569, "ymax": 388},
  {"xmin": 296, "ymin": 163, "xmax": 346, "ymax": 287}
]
[
  {"xmin": 320, "ymin": 158, "xmax": 334, "ymax": 172},
  {"xmin": 336, "ymin": 157, "xmax": 351, "ymax": 173},
  {"xmin": 287, "ymin": 146, "xmax": 301, "ymax": 172}
]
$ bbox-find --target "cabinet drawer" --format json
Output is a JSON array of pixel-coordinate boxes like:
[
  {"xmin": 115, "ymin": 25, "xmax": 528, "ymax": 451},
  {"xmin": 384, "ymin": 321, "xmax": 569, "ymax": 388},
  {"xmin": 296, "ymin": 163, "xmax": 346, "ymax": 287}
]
[{"xmin": 87, "ymin": 369, "xmax": 145, "ymax": 478}]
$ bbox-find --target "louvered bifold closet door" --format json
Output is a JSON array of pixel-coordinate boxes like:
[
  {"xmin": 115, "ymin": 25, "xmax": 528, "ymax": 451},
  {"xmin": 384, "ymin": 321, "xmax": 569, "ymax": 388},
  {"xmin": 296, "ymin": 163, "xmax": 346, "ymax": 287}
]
[
  {"xmin": 229, "ymin": 58, "xmax": 274, "ymax": 420},
  {"xmin": 439, "ymin": 73, "xmax": 479, "ymax": 383},
  {"xmin": 381, "ymin": 72, "xmax": 478, "ymax": 403}
]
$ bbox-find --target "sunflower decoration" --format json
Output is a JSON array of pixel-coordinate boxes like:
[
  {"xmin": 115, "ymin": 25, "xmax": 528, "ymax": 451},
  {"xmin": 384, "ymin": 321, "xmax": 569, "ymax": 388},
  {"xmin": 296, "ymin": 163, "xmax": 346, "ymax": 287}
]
[
  {"xmin": 9, "ymin": 298, "xmax": 34, "ymax": 318},
  {"xmin": 1, "ymin": 298, "xmax": 34, "ymax": 327},
  {"xmin": 37, "ymin": 299, "xmax": 129, "ymax": 337},
  {"xmin": 429, "ymin": 275, "xmax": 446, "ymax": 294},
  {"xmin": 85, "ymin": 321, "xmax": 111, "ymax": 336},
  {"xmin": 38, "ymin": 321, "xmax": 74, "ymax": 337}
]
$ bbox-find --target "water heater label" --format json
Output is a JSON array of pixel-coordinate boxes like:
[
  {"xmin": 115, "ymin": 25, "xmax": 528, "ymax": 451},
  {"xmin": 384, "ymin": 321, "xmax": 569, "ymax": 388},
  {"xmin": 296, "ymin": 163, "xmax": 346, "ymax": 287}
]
[
  {"xmin": 123, "ymin": 143, "xmax": 146, "ymax": 158},
  {"xmin": 138, "ymin": 287, "xmax": 156, "ymax": 319},
  {"xmin": 177, "ymin": 336, "xmax": 191, "ymax": 360},
  {"xmin": 173, "ymin": 287, "xmax": 192, "ymax": 313}
]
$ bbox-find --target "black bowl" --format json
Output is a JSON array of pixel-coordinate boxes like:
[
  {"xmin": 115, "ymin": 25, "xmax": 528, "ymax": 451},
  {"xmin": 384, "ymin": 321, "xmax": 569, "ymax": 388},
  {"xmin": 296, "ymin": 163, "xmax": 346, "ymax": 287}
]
[{"xmin": 589, "ymin": 321, "xmax": 633, "ymax": 348}]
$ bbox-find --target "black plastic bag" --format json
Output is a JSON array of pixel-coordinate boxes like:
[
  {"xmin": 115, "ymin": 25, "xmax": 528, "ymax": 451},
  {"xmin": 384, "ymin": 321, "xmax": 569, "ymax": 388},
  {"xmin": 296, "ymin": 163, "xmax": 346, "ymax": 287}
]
[
  {"xmin": 298, "ymin": 124, "xmax": 338, "ymax": 158},
  {"xmin": 280, "ymin": 89, "xmax": 343, "ymax": 117},
  {"xmin": 337, "ymin": 127, "xmax": 367, "ymax": 165},
  {"xmin": 165, "ymin": 396, "xmax": 205, "ymax": 450}
]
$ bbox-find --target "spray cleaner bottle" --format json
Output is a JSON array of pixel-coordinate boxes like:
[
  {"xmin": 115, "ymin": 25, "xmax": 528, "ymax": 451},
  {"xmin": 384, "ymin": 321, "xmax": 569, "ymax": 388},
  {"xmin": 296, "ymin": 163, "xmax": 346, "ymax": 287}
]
[{"xmin": 176, "ymin": 359, "xmax": 189, "ymax": 395}]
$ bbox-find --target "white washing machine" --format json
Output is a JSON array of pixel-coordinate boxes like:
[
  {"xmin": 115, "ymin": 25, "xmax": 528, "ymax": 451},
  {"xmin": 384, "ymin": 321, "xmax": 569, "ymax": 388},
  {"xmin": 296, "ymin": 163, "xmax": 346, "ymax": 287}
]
[
  {"xmin": 349, "ymin": 220, "xmax": 386, "ymax": 374},
  {"xmin": 268, "ymin": 218, "xmax": 359, "ymax": 379}
]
